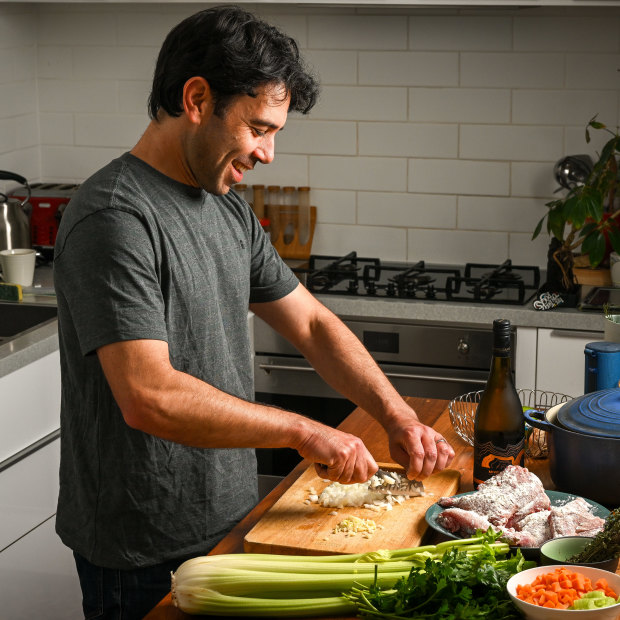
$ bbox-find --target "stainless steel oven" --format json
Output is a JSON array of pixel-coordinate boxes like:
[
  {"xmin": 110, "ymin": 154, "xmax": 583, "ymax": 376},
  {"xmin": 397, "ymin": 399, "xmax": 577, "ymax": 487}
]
[{"xmin": 253, "ymin": 313, "xmax": 514, "ymax": 493}]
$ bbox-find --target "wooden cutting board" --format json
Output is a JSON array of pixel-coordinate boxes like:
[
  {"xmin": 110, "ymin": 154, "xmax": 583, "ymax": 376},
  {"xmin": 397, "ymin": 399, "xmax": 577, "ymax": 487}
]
[{"xmin": 244, "ymin": 464, "xmax": 460, "ymax": 556}]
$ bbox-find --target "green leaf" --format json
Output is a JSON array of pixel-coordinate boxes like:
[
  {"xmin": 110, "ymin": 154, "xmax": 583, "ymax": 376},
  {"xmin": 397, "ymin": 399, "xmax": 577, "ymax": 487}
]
[
  {"xmin": 581, "ymin": 231, "xmax": 606, "ymax": 267},
  {"xmin": 532, "ymin": 215, "xmax": 546, "ymax": 240},
  {"xmin": 608, "ymin": 223, "xmax": 620, "ymax": 253},
  {"xmin": 548, "ymin": 208, "xmax": 566, "ymax": 240}
]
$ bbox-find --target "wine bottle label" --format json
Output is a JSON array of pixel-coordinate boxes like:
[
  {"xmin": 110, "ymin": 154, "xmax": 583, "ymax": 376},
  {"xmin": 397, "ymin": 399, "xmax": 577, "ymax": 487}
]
[{"xmin": 473, "ymin": 439, "xmax": 525, "ymax": 486}]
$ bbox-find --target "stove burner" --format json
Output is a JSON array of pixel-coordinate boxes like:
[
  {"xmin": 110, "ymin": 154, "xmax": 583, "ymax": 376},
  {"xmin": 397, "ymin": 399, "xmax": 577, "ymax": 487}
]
[{"xmin": 294, "ymin": 254, "xmax": 540, "ymax": 305}]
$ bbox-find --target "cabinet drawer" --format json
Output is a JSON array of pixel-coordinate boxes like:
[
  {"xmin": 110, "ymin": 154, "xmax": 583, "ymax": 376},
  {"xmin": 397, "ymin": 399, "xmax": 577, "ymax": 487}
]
[
  {"xmin": 0, "ymin": 516, "xmax": 82, "ymax": 620},
  {"xmin": 0, "ymin": 435, "xmax": 59, "ymax": 550},
  {"xmin": 0, "ymin": 350, "xmax": 61, "ymax": 462},
  {"xmin": 536, "ymin": 328, "xmax": 603, "ymax": 397}
]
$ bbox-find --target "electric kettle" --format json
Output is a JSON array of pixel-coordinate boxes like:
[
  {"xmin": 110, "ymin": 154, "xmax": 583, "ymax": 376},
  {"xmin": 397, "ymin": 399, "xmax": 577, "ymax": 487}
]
[{"xmin": 0, "ymin": 170, "xmax": 31, "ymax": 252}]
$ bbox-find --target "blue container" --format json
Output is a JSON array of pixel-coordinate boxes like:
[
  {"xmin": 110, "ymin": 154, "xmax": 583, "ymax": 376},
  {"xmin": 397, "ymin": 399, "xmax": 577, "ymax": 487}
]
[{"xmin": 584, "ymin": 341, "xmax": 620, "ymax": 393}]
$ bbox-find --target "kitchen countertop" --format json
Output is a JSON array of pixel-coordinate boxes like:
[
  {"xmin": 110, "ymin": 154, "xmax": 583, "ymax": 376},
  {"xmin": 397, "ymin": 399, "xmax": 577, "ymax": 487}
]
[
  {"xmin": 0, "ymin": 265, "xmax": 58, "ymax": 379},
  {"xmin": 144, "ymin": 396, "xmax": 566, "ymax": 620}
]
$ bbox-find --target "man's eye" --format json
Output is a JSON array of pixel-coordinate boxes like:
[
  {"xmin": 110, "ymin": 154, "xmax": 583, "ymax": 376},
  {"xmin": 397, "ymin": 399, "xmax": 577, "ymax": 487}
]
[{"xmin": 252, "ymin": 127, "xmax": 266, "ymax": 137}]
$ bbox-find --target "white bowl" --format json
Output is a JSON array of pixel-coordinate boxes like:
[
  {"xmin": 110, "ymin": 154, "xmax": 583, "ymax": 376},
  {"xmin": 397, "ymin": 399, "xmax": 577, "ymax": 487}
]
[{"xmin": 507, "ymin": 565, "xmax": 620, "ymax": 620}]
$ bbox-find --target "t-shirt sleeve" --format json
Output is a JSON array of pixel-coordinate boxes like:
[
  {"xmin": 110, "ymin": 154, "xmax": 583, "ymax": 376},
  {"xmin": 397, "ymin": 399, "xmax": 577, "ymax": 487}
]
[
  {"xmin": 54, "ymin": 208, "xmax": 168, "ymax": 356},
  {"xmin": 246, "ymin": 209, "xmax": 299, "ymax": 304}
]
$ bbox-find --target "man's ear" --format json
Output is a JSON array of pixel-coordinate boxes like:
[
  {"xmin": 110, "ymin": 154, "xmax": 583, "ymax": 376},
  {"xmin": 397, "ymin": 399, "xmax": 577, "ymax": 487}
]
[{"xmin": 183, "ymin": 76, "xmax": 214, "ymax": 124}]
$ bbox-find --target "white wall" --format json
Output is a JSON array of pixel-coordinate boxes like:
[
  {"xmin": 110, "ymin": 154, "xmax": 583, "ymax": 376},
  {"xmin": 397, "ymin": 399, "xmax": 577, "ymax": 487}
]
[{"xmin": 1, "ymin": 2, "xmax": 619, "ymax": 266}]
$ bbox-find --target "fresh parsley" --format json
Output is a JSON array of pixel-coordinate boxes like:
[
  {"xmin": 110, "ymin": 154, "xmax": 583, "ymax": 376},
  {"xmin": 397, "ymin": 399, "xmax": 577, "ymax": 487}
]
[{"xmin": 346, "ymin": 534, "xmax": 532, "ymax": 619}]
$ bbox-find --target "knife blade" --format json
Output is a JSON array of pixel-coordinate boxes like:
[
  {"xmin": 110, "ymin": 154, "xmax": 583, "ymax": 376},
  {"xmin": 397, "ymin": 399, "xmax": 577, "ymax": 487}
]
[{"xmin": 370, "ymin": 468, "xmax": 425, "ymax": 496}]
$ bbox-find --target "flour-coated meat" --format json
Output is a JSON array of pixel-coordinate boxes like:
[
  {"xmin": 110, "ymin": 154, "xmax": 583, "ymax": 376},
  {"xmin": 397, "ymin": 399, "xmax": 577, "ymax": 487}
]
[
  {"xmin": 549, "ymin": 497, "xmax": 605, "ymax": 538},
  {"xmin": 438, "ymin": 465, "xmax": 549, "ymax": 527}
]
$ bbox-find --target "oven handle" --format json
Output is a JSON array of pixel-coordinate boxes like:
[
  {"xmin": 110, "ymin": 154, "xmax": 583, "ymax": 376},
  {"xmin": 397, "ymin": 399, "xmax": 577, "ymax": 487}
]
[{"xmin": 258, "ymin": 363, "xmax": 485, "ymax": 385}]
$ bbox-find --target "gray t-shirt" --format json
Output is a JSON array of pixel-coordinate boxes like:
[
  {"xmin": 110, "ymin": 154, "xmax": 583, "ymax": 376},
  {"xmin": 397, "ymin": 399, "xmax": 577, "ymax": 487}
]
[{"xmin": 53, "ymin": 152, "xmax": 298, "ymax": 569}]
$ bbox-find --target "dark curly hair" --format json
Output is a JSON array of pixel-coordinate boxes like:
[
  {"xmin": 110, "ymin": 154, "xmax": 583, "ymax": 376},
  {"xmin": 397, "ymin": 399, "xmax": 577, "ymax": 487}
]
[{"xmin": 148, "ymin": 5, "xmax": 319, "ymax": 119}]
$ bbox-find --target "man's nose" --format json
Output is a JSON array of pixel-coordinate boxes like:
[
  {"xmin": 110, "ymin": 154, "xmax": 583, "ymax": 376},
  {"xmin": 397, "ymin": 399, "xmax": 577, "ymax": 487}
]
[{"xmin": 253, "ymin": 135, "xmax": 275, "ymax": 164}]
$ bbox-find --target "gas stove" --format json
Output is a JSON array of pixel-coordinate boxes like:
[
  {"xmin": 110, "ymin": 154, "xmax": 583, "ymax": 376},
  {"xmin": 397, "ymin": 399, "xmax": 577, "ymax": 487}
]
[{"xmin": 292, "ymin": 252, "xmax": 541, "ymax": 305}]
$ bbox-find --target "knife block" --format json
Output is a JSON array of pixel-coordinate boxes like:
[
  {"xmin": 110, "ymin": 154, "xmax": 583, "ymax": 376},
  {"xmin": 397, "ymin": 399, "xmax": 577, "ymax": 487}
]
[{"xmin": 270, "ymin": 206, "xmax": 317, "ymax": 260}]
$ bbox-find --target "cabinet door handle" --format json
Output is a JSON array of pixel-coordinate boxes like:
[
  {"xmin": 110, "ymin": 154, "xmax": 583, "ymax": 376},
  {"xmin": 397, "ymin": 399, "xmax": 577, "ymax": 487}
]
[
  {"xmin": 549, "ymin": 330, "xmax": 603, "ymax": 339},
  {"xmin": 0, "ymin": 429, "xmax": 59, "ymax": 474},
  {"xmin": 258, "ymin": 363, "xmax": 484, "ymax": 386}
]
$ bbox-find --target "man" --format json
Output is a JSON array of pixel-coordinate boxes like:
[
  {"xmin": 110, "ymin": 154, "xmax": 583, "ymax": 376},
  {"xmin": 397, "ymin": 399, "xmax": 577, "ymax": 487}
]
[{"xmin": 54, "ymin": 5, "xmax": 455, "ymax": 618}]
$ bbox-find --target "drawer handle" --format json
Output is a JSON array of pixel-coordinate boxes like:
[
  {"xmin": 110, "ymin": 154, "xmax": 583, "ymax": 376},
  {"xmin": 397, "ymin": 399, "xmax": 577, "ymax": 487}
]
[
  {"xmin": 0, "ymin": 429, "xmax": 59, "ymax": 474},
  {"xmin": 259, "ymin": 363, "xmax": 484, "ymax": 386}
]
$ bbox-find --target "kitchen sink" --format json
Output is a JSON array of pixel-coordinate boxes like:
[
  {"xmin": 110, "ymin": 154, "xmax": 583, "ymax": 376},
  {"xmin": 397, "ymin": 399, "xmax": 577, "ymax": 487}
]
[{"xmin": 0, "ymin": 303, "xmax": 58, "ymax": 342}]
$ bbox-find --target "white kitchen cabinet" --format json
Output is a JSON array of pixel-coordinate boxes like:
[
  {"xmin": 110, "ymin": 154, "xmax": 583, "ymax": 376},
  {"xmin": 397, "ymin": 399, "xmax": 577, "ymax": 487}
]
[
  {"xmin": 536, "ymin": 328, "xmax": 604, "ymax": 398},
  {"xmin": 0, "ymin": 349, "xmax": 61, "ymax": 463},
  {"xmin": 0, "ymin": 515, "xmax": 82, "ymax": 620}
]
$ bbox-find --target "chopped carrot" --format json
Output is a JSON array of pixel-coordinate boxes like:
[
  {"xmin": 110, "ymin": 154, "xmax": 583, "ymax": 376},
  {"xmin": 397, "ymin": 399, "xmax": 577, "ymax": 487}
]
[{"xmin": 516, "ymin": 567, "xmax": 618, "ymax": 609}]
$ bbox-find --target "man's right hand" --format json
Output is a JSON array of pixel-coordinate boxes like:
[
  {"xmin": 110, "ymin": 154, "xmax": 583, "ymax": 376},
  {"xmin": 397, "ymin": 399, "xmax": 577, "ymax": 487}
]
[{"xmin": 293, "ymin": 423, "xmax": 378, "ymax": 484}]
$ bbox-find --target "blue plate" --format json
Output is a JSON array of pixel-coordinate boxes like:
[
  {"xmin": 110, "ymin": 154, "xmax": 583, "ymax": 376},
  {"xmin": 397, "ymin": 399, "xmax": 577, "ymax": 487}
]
[{"xmin": 425, "ymin": 490, "xmax": 610, "ymax": 557}]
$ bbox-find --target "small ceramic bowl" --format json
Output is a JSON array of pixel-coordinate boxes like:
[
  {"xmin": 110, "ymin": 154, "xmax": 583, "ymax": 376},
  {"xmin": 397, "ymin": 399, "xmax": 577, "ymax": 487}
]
[
  {"xmin": 507, "ymin": 565, "xmax": 620, "ymax": 620},
  {"xmin": 541, "ymin": 536, "xmax": 620, "ymax": 573}
]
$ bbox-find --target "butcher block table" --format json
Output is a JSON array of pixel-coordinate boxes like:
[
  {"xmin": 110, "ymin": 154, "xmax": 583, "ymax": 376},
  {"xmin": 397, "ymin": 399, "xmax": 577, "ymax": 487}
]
[{"xmin": 144, "ymin": 396, "xmax": 556, "ymax": 620}]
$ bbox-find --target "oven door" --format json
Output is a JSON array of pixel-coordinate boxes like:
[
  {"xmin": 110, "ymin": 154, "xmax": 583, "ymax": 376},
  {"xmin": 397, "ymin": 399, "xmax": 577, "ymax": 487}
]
[{"xmin": 253, "ymin": 353, "xmax": 487, "ymax": 493}]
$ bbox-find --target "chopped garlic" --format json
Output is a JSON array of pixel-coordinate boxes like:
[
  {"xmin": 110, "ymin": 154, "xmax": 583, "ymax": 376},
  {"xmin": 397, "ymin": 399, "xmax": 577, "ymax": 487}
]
[{"xmin": 332, "ymin": 516, "xmax": 377, "ymax": 535}]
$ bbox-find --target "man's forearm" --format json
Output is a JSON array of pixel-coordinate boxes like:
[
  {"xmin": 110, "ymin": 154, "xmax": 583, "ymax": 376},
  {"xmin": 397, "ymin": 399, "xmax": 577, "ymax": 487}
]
[{"xmin": 295, "ymin": 310, "xmax": 416, "ymax": 427}]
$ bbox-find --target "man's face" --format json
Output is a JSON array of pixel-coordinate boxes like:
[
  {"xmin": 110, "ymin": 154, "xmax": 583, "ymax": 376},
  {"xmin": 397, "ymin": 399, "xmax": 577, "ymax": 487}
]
[{"xmin": 186, "ymin": 84, "xmax": 290, "ymax": 195}]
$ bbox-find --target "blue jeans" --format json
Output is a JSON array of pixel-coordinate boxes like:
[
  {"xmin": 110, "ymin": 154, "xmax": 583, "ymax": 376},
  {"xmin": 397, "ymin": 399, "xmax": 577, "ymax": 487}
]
[{"xmin": 73, "ymin": 551, "xmax": 191, "ymax": 620}]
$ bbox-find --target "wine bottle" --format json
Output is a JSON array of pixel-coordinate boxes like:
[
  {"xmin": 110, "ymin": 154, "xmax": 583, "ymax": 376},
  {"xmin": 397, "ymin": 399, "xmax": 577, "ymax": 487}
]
[{"xmin": 473, "ymin": 318, "xmax": 524, "ymax": 489}]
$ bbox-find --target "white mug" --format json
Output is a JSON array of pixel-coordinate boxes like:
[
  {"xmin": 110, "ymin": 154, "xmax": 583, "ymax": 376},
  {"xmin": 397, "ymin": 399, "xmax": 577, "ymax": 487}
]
[{"xmin": 0, "ymin": 248, "xmax": 36, "ymax": 287}]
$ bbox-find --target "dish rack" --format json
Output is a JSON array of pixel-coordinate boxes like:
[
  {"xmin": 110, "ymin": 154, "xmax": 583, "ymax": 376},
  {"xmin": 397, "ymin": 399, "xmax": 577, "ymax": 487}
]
[{"xmin": 448, "ymin": 389, "xmax": 573, "ymax": 459}]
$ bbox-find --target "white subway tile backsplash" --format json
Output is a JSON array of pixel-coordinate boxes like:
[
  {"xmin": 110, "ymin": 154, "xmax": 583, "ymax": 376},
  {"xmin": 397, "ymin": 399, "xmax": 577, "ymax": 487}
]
[
  {"xmin": 513, "ymin": 90, "xmax": 618, "ymax": 126},
  {"xmin": 359, "ymin": 122, "xmax": 458, "ymax": 157},
  {"xmin": 409, "ymin": 88, "xmax": 511, "ymax": 123},
  {"xmin": 409, "ymin": 159, "xmax": 510, "ymax": 195},
  {"xmin": 311, "ymin": 189, "xmax": 357, "ymax": 224},
  {"xmin": 118, "ymin": 81, "xmax": 152, "ymax": 115},
  {"xmin": 245, "ymin": 154, "xmax": 309, "ymax": 188},
  {"xmin": 459, "ymin": 125, "xmax": 563, "ymax": 161},
  {"xmin": 38, "ymin": 79, "xmax": 117, "ymax": 113},
  {"xmin": 311, "ymin": 86, "xmax": 407, "ymax": 121},
  {"xmin": 41, "ymin": 145, "xmax": 122, "ymax": 181},
  {"xmin": 311, "ymin": 156, "xmax": 407, "ymax": 191},
  {"xmin": 0, "ymin": 119, "xmax": 17, "ymax": 155},
  {"xmin": 514, "ymin": 16, "xmax": 619, "ymax": 52},
  {"xmin": 408, "ymin": 16, "xmax": 512, "ymax": 51},
  {"xmin": 39, "ymin": 113, "xmax": 74, "ymax": 146},
  {"xmin": 0, "ymin": 49, "xmax": 14, "ymax": 83},
  {"xmin": 277, "ymin": 120, "xmax": 356, "ymax": 155},
  {"xmin": 73, "ymin": 46, "xmax": 157, "ymax": 81},
  {"xmin": 359, "ymin": 192, "xmax": 457, "ymax": 228},
  {"xmin": 37, "ymin": 46, "xmax": 73, "ymax": 79},
  {"xmin": 302, "ymin": 50, "xmax": 357, "ymax": 85},
  {"xmin": 510, "ymin": 231, "xmax": 550, "ymax": 267},
  {"xmin": 75, "ymin": 114, "xmax": 146, "ymax": 148},
  {"xmin": 308, "ymin": 15, "xmax": 407, "ymax": 50},
  {"xmin": 313, "ymin": 223, "xmax": 407, "ymax": 260},
  {"xmin": 407, "ymin": 228, "xmax": 508, "ymax": 264},
  {"xmin": 359, "ymin": 52, "xmax": 458, "ymax": 86},
  {"xmin": 116, "ymin": 12, "xmax": 180, "ymax": 47},
  {"xmin": 566, "ymin": 53, "xmax": 620, "ymax": 90},
  {"xmin": 461, "ymin": 53, "xmax": 563, "ymax": 88},
  {"xmin": 458, "ymin": 196, "xmax": 546, "ymax": 233},
  {"xmin": 511, "ymin": 162, "xmax": 558, "ymax": 198},
  {"xmin": 36, "ymin": 11, "xmax": 118, "ymax": 46},
  {"xmin": 1, "ymin": 4, "xmax": 618, "ymax": 269}
]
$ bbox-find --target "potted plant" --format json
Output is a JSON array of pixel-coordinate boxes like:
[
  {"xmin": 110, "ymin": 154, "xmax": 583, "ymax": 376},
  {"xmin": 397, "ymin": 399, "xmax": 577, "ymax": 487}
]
[{"xmin": 533, "ymin": 116, "xmax": 620, "ymax": 301}]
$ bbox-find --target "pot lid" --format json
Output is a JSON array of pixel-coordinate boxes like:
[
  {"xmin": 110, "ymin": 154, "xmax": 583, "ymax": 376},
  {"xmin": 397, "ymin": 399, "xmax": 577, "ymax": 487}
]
[{"xmin": 556, "ymin": 388, "xmax": 620, "ymax": 438}]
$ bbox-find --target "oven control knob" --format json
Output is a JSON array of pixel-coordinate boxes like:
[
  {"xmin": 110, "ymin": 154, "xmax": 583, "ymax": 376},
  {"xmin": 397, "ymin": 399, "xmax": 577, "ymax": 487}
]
[{"xmin": 457, "ymin": 339, "xmax": 470, "ymax": 355}]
